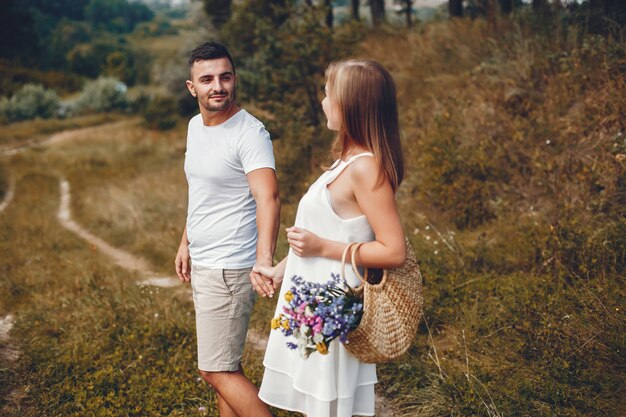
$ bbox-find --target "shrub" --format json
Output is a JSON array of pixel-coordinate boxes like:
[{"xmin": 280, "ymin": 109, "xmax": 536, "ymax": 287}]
[
  {"xmin": 0, "ymin": 60, "xmax": 83, "ymax": 96},
  {"xmin": 0, "ymin": 84, "xmax": 60, "ymax": 122},
  {"xmin": 67, "ymin": 41, "xmax": 119, "ymax": 78},
  {"xmin": 104, "ymin": 48, "xmax": 152, "ymax": 86},
  {"xmin": 142, "ymin": 95, "xmax": 178, "ymax": 130},
  {"xmin": 67, "ymin": 41, "xmax": 152, "ymax": 85},
  {"xmin": 132, "ymin": 16, "xmax": 178, "ymax": 37},
  {"xmin": 77, "ymin": 77, "xmax": 129, "ymax": 113},
  {"xmin": 151, "ymin": 58, "xmax": 199, "ymax": 117}
]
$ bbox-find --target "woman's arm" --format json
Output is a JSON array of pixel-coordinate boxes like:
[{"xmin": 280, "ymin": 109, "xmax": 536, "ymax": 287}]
[{"xmin": 287, "ymin": 157, "xmax": 406, "ymax": 269}]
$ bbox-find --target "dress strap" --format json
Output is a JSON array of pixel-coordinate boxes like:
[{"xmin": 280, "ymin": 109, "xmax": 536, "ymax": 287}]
[
  {"xmin": 344, "ymin": 152, "xmax": 374, "ymax": 165},
  {"xmin": 326, "ymin": 152, "xmax": 374, "ymax": 185}
]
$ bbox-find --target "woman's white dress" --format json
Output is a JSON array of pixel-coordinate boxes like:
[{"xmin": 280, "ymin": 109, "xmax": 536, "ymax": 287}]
[{"xmin": 259, "ymin": 153, "xmax": 377, "ymax": 417}]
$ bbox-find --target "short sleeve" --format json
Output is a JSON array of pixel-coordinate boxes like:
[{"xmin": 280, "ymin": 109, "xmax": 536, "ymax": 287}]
[{"xmin": 238, "ymin": 125, "xmax": 275, "ymax": 174}]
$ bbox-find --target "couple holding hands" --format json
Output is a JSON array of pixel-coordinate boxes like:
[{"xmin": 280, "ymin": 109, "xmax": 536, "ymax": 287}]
[{"xmin": 175, "ymin": 42, "xmax": 406, "ymax": 417}]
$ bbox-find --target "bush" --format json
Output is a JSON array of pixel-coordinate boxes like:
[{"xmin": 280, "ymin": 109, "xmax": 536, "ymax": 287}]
[
  {"xmin": 142, "ymin": 95, "xmax": 178, "ymax": 130},
  {"xmin": 0, "ymin": 84, "xmax": 60, "ymax": 122},
  {"xmin": 132, "ymin": 16, "xmax": 178, "ymax": 37},
  {"xmin": 0, "ymin": 60, "xmax": 83, "ymax": 96},
  {"xmin": 67, "ymin": 41, "xmax": 151, "ymax": 85},
  {"xmin": 67, "ymin": 41, "xmax": 120, "ymax": 78},
  {"xmin": 77, "ymin": 77, "xmax": 129, "ymax": 113}
]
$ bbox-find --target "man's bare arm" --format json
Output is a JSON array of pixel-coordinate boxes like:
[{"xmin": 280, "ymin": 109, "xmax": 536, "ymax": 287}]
[{"xmin": 247, "ymin": 167, "xmax": 280, "ymax": 297}]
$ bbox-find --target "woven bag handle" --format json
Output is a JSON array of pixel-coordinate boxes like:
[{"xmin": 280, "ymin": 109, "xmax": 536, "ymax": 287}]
[
  {"xmin": 340, "ymin": 242, "xmax": 358, "ymax": 284},
  {"xmin": 340, "ymin": 242, "xmax": 369, "ymax": 290},
  {"xmin": 349, "ymin": 243, "xmax": 389, "ymax": 288}
]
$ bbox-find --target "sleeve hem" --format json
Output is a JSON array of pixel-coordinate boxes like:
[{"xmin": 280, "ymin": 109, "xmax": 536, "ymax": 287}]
[{"xmin": 244, "ymin": 164, "xmax": 276, "ymax": 175}]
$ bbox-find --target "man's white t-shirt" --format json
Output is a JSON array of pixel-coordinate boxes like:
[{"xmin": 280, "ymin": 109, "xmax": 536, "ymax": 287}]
[{"xmin": 184, "ymin": 110, "xmax": 275, "ymax": 268}]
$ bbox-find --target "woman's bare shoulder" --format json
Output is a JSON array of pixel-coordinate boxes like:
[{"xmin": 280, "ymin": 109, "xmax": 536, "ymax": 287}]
[{"xmin": 348, "ymin": 155, "xmax": 382, "ymax": 187}]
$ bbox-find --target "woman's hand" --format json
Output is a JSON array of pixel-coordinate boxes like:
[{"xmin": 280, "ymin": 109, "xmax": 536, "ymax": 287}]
[
  {"xmin": 253, "ymin": 262, "xmax": 285, "ymax": 291},
  {"xmin": 286, "ymin": 226, "xmax": 324, "ymax": 258}
]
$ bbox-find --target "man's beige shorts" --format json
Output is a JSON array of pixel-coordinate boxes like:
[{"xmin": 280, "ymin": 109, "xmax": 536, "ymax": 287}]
[{"xmin": 190, "ymin": 265, "xmax": 255, "ymax": 372}]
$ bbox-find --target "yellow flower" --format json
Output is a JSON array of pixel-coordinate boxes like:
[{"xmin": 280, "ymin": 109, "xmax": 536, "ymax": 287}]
[
  {"xmin": 281, "ymin": 320, "xmax": 290, "ymax": 330},
  {"xmin": 284, "ymin": 290, "xmax": 294, "ymax": 302},
  {"xmin": 316, "ymin": 342, "xmax": 328, "ymax": 355},
  {"xmin": 271, "ymin": 317, "xmax": 280, "ymax": 330}
]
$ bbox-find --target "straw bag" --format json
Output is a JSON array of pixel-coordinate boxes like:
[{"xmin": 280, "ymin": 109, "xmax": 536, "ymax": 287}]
[{"xmin": 341, "ymin": 239, "xmax": 424, "ymax": 363}]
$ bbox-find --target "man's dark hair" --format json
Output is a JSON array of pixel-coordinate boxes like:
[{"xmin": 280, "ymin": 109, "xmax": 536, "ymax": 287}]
[{"xmin": 188, "ymin": 41, "xmax": 236, "ymax": 75}]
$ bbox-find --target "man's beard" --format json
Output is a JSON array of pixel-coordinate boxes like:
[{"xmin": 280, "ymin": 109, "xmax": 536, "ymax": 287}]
[{"xmin": 203, "ymin": 89, "xmax": 236, "ymax": 112}]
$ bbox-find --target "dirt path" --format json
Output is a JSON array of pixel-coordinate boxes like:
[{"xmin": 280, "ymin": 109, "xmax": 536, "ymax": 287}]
[
  {"xmin": 0, "ymin": 314, "xmax": 25, "ymax": 415},
  {"xmin": 0, "ymin": 178, "xmax": 14, "ymax": 214},
  {"xmin": 56, "ymin": 177, "xmax": 276, "ymax": 354},
  {"xmin": 57, "ymin": 177, "xmax": 180, "ymax": 287},
  {"xmin": 0, "ymin": 314, "xmax": 18, "ymax": 363},
  {"xmin": 0, "ymin": 119, "xmax": 137, "ymax": 157},
  {"xmin": 42, "ymin": 119, "xmax": 135, "ymax": 147},
  {"xmin": 1, "ymin": 119, "xmax": 177, "ymax": 286},
  {"xmin": 58, "ymin": 178, "xmax": 151, "ymax": 273},
  {"xmin": 0, "ymin": 178, "xmax": 20, "ymax": 414},
  {"xmin": 375, "ymin": 391, "xmax": 398, "ymax": 417}
]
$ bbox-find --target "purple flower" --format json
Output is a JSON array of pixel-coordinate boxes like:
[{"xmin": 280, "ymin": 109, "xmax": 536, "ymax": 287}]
[{"xmin": 270, "ymin": 274, "xmax": 363, "ymax": 358}]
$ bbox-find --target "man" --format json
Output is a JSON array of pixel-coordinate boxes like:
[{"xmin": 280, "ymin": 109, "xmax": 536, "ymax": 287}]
[{"xmin": 175, "ymin": 41, "xmax": 279, "ymax": 417}]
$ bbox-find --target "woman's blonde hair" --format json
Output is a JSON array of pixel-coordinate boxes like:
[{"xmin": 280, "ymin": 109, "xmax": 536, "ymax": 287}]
[{"xmin": 326, "ymin": 59, "xmax": 404, "ymax": 191}]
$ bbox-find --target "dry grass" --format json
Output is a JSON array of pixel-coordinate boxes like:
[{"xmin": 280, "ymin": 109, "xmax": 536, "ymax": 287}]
[{"xmin": 0, "ymin": 113, "xmax": 124, "ymax": 148}]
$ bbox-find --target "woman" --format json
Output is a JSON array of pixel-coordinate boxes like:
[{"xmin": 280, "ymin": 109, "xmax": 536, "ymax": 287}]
[{"xmin": 253, "ymin": 59, "xmax": 407, "ymax": 417}]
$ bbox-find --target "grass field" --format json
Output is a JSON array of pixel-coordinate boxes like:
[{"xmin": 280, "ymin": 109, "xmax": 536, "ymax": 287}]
[
  {"xmin": 1, "ymin": 15, "xmax": 624, "ymax": 417},
  {"xmin": 0, "ymin": 126, "xmax": 281, "ymax": 416}
]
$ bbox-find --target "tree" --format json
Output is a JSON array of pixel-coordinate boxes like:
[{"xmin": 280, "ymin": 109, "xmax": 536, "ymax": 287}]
[
  {"xmin": 84, "ymin": 0, "xmax": 153, "ymax": 33},
  {"xmin": 324, "ymin": 0, "xmax": 333, "ymax": 28},
  {"xmin": 351, "ymin": 0, "xmax": 360, "ymax": 21},
  {"xmin": 219, "ymin": 1, "xmax": 362, "ymax": 196},
  {"xmin": 485, "ymin": 0, "xmax": 496, "ymax": 29},
  {"xmin": 48, "ymin": 20, "xmax": 92, "ymax": 68},
  {"xmin": 370, "ymin": 0, "xmax": 385, "ymax": 26},
  {"xmin": 301, "ymin": 0, "xmax": 332, "ymax": 28},
  {"xmin": 499, "ymin": 0, "xmax": 513, "ymax": 14},
  {"xmin": 584, "ymin": 0, "xmax": 626, "ymax": 33},
  {"xmin": 449, "ymin": 0, "xmax": 463, "ymax": 17},
  {"xmin": 532, "ymin": 0, "xmax": 547, "ymax": 11},
  {"xmin": 202, "ymin": 0, "xmax": 232, "ymax": 28},
  {"xmin": 400, "ymin": 0, "xmax": 414, "ymax": 27},
  {"xmin": 0, "ymin": 0, "xmax": 38, "ymax": 61},
  {"xmin": 25, "ymin": 0, "xmax": 90, "ymax": 20}
]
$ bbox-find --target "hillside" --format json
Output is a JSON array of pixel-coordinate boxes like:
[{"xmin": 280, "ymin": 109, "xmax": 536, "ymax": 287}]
[{"xmin": 0, "ymin": 9, "xmax": 624, "ymax": 417}]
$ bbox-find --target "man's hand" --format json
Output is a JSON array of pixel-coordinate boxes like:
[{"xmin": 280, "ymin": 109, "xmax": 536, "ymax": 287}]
[
  {"xmin": 252, "ymin": 264, "xmax": 284, "ymax": 291},
  {"xmin": 249, "ymin": 267, "xmax": 275, "ymax": 298},
  {"xmin": 175, "ymin": 241, "xmax": 191, "ymax": 282}
]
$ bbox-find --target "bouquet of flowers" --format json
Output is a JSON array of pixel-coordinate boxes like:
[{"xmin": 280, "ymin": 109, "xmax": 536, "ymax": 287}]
[{"xmin": 271, "ymin": 273, "xmax": 363, "ymax": 358}]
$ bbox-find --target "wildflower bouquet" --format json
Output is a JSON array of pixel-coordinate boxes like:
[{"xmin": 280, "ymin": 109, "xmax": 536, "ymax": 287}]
[{"xmin": 271, "ymin": 273, "xmax": 363, "ymax": 358}]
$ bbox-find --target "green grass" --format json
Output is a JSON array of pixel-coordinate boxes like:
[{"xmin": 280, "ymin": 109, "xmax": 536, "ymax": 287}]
[
  {"xmin": 1, "ymin": 14, "xmax": 624, "ymax": 417},
  {"xmin": 360, "ymin": 18, "xmax": 625, "ymax": 416},
  {"xmin": 0, "ymin": 168, "xmax": 259, "ymax": 417},
  {"xmin": 0, "ymin": 119, "xmax": 296, "ymax": 416}
]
